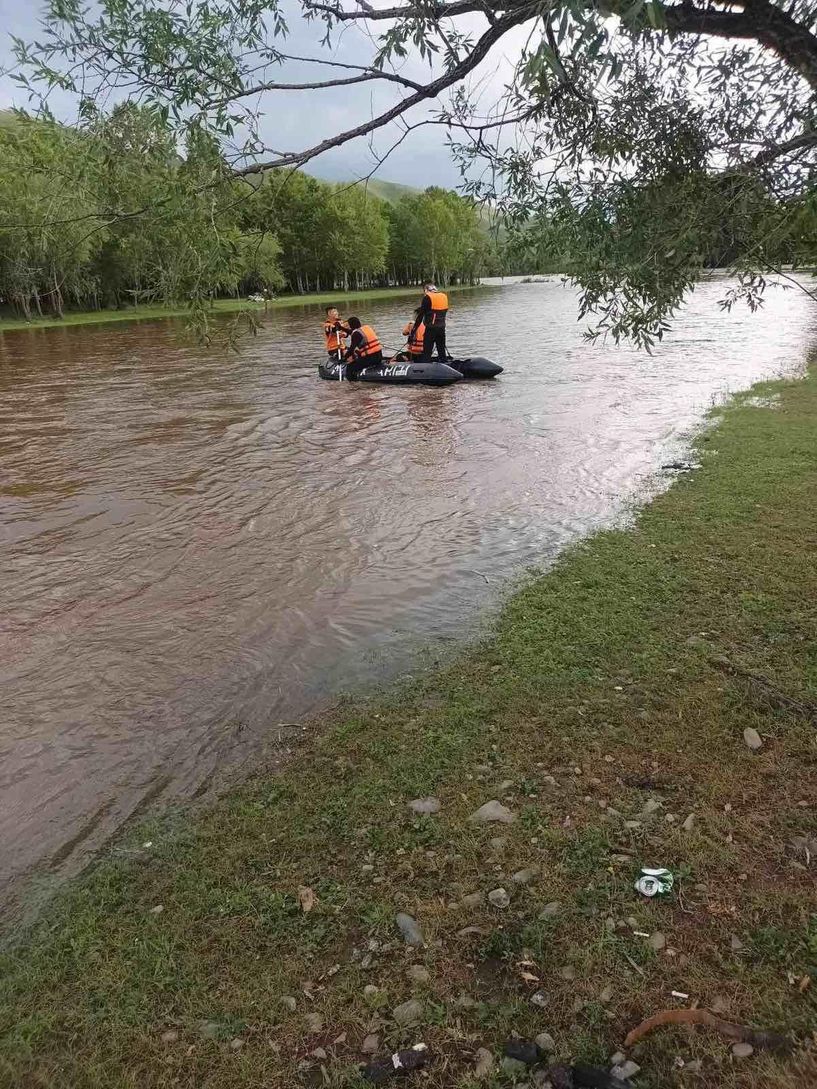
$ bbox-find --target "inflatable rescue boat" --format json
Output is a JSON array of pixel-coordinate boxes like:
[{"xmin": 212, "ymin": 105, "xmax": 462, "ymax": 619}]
[
  {"xmin": 318, "ymin": 355, "xmax": 502, "ymax": 385},
  {"xmin": 318, "ymin": 359, "xmax": 462, "ymax": 385}
]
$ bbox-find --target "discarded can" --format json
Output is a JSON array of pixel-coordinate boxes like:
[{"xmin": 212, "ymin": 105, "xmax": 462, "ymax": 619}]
[{"xmin": 635, "ymin": 867, "xmax": 674, "ymax": 897}]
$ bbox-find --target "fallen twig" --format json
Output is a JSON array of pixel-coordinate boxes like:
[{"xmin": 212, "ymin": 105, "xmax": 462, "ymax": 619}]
[
  {"xmin": 624, "ymin": 1007, "xmax": 791, "ymax": 1051},
  {"xmin": 708, "ymin": 654, "xmax": 817, "ymax": 723}
]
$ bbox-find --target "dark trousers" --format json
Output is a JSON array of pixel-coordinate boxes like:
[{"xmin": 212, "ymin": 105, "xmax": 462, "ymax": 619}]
[
  {"xmin": 422, "ymin": 324, "xmax": 447, "ymax": 362},
  {"xmin": 346, "ymin": 351, "xmax": 382, "ymax": 380}
]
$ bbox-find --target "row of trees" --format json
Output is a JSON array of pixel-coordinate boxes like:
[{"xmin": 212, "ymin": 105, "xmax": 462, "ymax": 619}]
[
  {"xmin": 0, "ymin": 106, "xmax": 500, "ymax": 320},
  {"xmin": 0, "ymin": 106, "xmax": 283, "ymax": 319}
]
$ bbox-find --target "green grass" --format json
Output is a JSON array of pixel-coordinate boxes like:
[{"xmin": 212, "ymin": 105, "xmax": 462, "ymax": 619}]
[
  {"xmin": 0, "ymin": 284, "xmax": 484, "ymax": 334},
  {"xmin": 2, "ymin": 368, "xmax": 817, "ymax": 1089}
]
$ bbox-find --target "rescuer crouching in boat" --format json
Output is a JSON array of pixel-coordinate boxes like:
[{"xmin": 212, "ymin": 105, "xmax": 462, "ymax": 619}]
[
  {"xmin": 343, "ymin": 316, "xmax": 384, "ymax": 380},
  {"xmin": 393, "ymin": 309, "xmax": 425, "ymax": 361}
]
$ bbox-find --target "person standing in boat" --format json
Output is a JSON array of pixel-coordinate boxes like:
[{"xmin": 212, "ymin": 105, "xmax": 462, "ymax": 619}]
[
  {"xmin": 343, "ymin": 316, "xmax": 384, "ymax": 380},
  {"xmin": 412, "ymin": 283, "xmax": 449, "ymax": 363},
  {"xmin": 323, "ymin": 306, "xmax": 351, "ymax": 361}
]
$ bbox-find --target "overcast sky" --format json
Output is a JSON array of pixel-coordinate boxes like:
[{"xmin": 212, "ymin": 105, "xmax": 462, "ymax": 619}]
[{"xmin": 0, "ymin": 0, "xmax": 530, "ymax": 190}]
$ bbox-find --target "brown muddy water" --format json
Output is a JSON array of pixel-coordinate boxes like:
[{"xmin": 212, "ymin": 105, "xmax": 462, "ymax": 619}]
[{"xmin": 1, "ymin": 279, "xmax": 815, "ymax": 923}]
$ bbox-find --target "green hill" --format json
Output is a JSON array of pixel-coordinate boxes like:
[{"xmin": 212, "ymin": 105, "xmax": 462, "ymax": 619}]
[{"xmin": 359, "ymin": 177, "xmax": 420, "ymax": 203}]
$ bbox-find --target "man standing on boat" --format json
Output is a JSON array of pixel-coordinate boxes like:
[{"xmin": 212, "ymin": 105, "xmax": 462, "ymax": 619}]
[{"xmin": 412, "ymin": 283, "xmax": 449, "ymax": 364}]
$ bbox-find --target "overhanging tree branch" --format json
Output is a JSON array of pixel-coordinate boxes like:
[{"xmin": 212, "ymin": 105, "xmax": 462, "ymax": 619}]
[
  {"xmin": 662, "ymin": 0, "xmax": 817, "ymax": 91},
  {"xmin": 233, "ymin": 7, "xmax": 535, "ymax": 174}
]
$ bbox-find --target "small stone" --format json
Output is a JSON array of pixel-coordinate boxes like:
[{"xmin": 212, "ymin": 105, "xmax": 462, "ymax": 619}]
[
  {"xmin": 685, "ymin": 1059, "xmax": 703, "ymax": 1073},
  {"xmin": 682, "ymin": 813, "xmax": 695, "ymax": 832},
  {"xmin": 361, "ymin": 864, "xmax": 375, "ymax": 874},
  {"xmin": 462, "ymin": 892, "xmax": 483, "ymax": 909},
  {"xmin": 731, "ymin": 1042, "xmax": 754, "ymax": 1058},
  {"xmin": 150, "ymin": 904, "xmax": 164, "ymax": 915},
  {"xmin": 624, "ymin": 820, "xmax": 642, "ymax": 830},
  {"xmin": 474, "ymin": 1047, "xmax": 494, "ymax": 1078},
  {"xmin": 642, "ymin": 797, "xmax": 662, "ymax": 817},
  {"xmin": 505, "ymin": 1040, "xmax": 539, "ymax": 1065},
  {"xmin": 304, "ymin": 1013, "xmax": 324, "ymax": 1033},
  {"xmin": 408, "ymin": 797, "xmax": 441, "ymax": 815},
  {"xmin": 361, "ymin": 1034, "xmax": 380, "ymax": 1054},
  {"xmin": 530, "ymin": 991, "xmax": 548, "ymax": 1007},
  {"xmin": 363, "ymin": 985, "xmax": 380, "ymax": 998},
  {"xmin": 626, "ymin": 917, "xmax": 639, "ymax": 928},
  {"xmin": 511, "ymin": 867, "xmax": 539, "ymax": 886},
  {"xmin": 407, "ymin": 964, "xmax": 430, "ymax": 983},
  {"xmin": 609, "ymin": 1052, "xmax": 626, "ymax": 1066},
  {"xmin": 730, "ymin": 934, "xmax": 744, "ymax": 952},
  {"xmin": 497, "ymin": 779, "xmax": 515, "ymax": 793},
  {"xmin": 559, "ymin": 964, "xmax": 576, "ymax": 981},
  {"xmin": 469, "ymin": 800, "xmax": 516, "ymax": 824},
  {"xmin": 535, "ymin": 1032, "xmax": 556, "ymax": 1052},
  {"xmin": 395, "ymin": 912, "xmax": 425, "ymax": 947},
  {"xmin": 489, "ymin": 836, "xmax": 507, "ymax": 852},
  {"xmin": 456, "ymin": 993, "xmax": 479, "ymax": 1009},
  {"xmin": 649, "ymin": 932, "xmax": 667, "ymax": 951},
  {"xmin": 743, "ymin": 727, "xmax": 763, "ymax": 751},
  {"xmin": 599, "ymin": 985, "xmax": 613, "ymax": 1004},
  {"xmin": 488, "ymin": 887, "xmax": 511, "ymax": 909},
  {"xmin": 333, "ymin": 1032, "xmax": 347, "ymax": 1045},
  {"xmin": 197, "ymin": 1020, "xmax": 222, "ymax": 1040},
  {"xmin": 457, "ymin": 925, "xmax": 488, "ymax": 937},
  {"xmin": 500, "ymin": 1056, "xmax": 529, "ymax": 1077},
  {"xmin": 611, "ymin": 1060, "xmax": 641, "ymax": 1080},
  {"xmin": 280, "ymin": 995, "xmax": 297, "ymax": 1012},
  {"xmin": 160, "ymin": 1030, "xmax": 179, "ymax": 1044},
  {"xmin": 392, "ymin": 999, "xmax": 424, "ymax": 1027},
  {"xmin": 311, "ymin": 1046, "xmax": 327, "ymax": 1060},
  {"xmin": 230, "ymin": 1038, "xmax": 245, "ymax": 1051},
  {"xmin": 539, "ymin": 901, "xmax": 561, "ymax": 919}
]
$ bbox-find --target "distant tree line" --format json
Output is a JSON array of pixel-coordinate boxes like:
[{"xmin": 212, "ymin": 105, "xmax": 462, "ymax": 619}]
[{"xmin": 0, "ymin": 105, "xmax": 505, "ymax": 321}]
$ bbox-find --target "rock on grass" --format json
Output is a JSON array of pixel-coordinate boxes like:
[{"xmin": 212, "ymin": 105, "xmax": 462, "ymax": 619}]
[
  {"xmin": 469, "ymin": 800, "xmax": 516, "ymax": 824},
  {"xmin": 408, "ymin": 797, "xmax": 441, "ymax": 815},
  {"xmin": 743, "ymin": 727, "xmax": 763, "ymax": 750},
  {"xmin": 395, "ymin": 912, "xmax": 424, "ymax": 947},
  {"xmin": 392, "ymin": 999, "xmax": 424, "ymax": 1027}
]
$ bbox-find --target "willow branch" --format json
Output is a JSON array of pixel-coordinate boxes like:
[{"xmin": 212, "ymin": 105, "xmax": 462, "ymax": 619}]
[{"xmin": 233, "ymin": 8, "xmax": 533, "ymax": 175}]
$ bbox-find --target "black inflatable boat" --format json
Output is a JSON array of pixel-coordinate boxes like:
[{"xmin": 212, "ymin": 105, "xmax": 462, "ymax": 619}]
[
  {"xmin": 447, "ymin": 356, "xmax": 503, "ymax": 379},
  {"xmin": 318, "ymin": 359, "xmax": 462, "ymax": 385}
]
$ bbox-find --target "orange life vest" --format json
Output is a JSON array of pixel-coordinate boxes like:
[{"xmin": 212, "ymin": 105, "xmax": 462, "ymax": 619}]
[
  {"xmin": 324, "ymin": 319, "xmax": 347, "ymax": 354},
  {"xmin": 424, "ymin": 290, "xmax": 448, "ymax": 327},
  {"xmin": 354, "ymin": 324, "xmax": 383, "ymax": 359},
  {"xmin": 402, "ymin": 321, "xmax": 424, "ymax": 355}
]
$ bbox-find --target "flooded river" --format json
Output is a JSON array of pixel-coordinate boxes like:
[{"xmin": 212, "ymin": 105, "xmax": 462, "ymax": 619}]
[{"xmin": 1, "ymin": 279, "xmax": 815, "ymax": 920}]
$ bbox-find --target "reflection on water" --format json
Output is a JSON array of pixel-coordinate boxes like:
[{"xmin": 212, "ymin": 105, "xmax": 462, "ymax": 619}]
[{"xmin": 1, "ymin": 279, "xmax": 815, "ymax": 919}]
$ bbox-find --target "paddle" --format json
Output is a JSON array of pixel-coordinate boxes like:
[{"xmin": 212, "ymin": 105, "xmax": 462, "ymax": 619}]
[{"xmin": 336, "ymin": 321, "xmax": 345, "ymax": 381}]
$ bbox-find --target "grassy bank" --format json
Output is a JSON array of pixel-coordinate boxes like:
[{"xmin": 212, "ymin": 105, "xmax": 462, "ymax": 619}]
[
  {"xmin": 0, "ymin": 285, "xmax": 484, "ymax": 334},
  {"xmin": 2, "ymin": 367, "xmax": 817, "ymax": 1089}
]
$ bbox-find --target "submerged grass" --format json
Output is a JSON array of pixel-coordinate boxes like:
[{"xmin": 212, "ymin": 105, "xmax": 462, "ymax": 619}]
[
  {"xmin": 0, "ymin": 285, "xmax": 483, "ymax": 333},
  {"xmin": 2, "ymin": 368, "xmax": 817, "ymax": 1088}
]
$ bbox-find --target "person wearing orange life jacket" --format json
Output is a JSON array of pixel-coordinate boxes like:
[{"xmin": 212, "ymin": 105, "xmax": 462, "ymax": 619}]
[
  {"xmin": 411, "ymin": 282, "xmax": 449, "ymax": 363},
  {"xmin": 343, "ymin": 315, "xmax": 383, "ymax": 380},
  {"xmin": 398, "ymin": 309, "xmax": 425, "ymax": 359},
  {"xmin": 323, "ymin": 305, "xmax": 351, "ymax": 360}
]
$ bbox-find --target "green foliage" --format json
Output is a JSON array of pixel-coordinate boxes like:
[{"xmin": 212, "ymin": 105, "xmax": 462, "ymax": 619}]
[
  {"xmin": 11, "ymin": 0, "xmax": 817, "ymax": 343},
  {"xmin": 385, "ymin": 187, "xmax": 492, "ymax": 285},
  {"xmin": 0, "ymin": 105, "xmax": 283, "ymax": 320}
]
